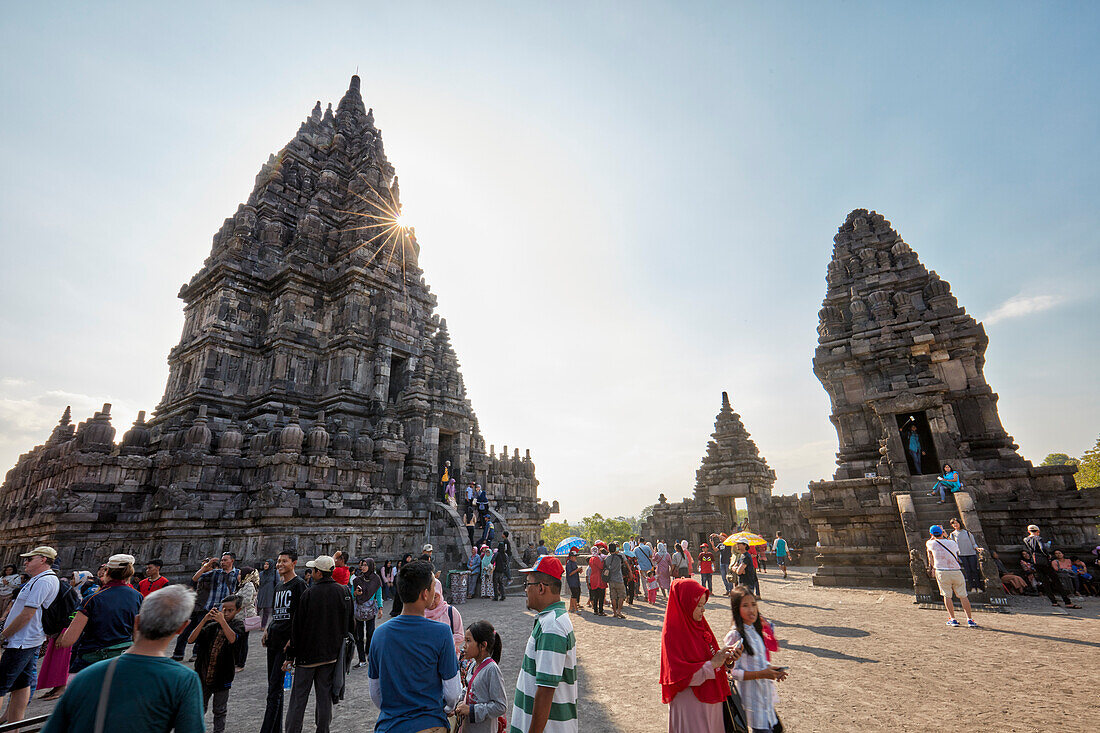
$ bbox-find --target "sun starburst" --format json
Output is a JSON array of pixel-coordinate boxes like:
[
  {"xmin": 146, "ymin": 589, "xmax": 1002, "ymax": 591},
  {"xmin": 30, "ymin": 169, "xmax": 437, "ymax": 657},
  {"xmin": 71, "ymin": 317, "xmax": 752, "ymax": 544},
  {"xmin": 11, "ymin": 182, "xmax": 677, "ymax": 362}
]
[{"xmin": 331, "ymin": 180, "xmax": 414, "ymax": 310}]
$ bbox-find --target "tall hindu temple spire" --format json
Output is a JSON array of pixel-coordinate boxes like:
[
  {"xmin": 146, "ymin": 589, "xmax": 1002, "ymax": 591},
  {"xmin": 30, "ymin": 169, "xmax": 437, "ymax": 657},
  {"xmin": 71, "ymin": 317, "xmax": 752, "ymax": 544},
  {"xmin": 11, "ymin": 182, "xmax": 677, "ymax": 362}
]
[{"xmin": 336, "ymin": 74, "xmax": 367, "ymax": 121}]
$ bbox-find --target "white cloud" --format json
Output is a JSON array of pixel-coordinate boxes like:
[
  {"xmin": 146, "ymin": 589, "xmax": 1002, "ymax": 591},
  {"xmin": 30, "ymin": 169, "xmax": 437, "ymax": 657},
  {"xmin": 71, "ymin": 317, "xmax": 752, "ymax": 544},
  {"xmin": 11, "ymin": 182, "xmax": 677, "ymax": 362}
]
[{"xmin": 984, "ymin": 294, "xmax": 1064, "ymax": 325}]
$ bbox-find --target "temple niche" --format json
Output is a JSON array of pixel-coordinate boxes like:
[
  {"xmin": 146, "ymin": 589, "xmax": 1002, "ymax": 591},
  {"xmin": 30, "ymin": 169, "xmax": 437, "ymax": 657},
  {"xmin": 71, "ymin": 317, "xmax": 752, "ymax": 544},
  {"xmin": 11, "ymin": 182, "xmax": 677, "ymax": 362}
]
[
  {"xmin": 644, "ymin": 393, "xmax": 815, "ymax": 550},
  {"xmin": 807, "ymin": 209, "xmax": 1099, "ymax": 594},
  {"xmin": 0, "ymin": 76, "xmax": 554, "ymax": 575}
]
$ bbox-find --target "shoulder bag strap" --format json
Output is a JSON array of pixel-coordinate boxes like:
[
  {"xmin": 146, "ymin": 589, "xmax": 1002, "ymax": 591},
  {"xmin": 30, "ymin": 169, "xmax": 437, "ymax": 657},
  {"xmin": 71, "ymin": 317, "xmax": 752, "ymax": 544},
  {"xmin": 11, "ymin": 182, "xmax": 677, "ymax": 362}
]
[
  {"xmin": 93, "ymin": 655, "xmax": 121, "ymax": 733},
  {"xmin": 934, "ymin": 540, "xmax": 960, "ymax": 565}
]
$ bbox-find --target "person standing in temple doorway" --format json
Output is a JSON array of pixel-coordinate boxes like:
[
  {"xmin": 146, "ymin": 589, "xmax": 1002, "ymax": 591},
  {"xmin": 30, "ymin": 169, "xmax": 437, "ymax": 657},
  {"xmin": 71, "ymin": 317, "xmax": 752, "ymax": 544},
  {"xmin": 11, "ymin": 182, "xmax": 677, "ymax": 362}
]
[
  {"xmin": 902, "ymin": 420, "xmax": 925, "ymax": 474},
  {"xmin": 440, "ymin": 460, "xmax": 452, "ymax": 503}
]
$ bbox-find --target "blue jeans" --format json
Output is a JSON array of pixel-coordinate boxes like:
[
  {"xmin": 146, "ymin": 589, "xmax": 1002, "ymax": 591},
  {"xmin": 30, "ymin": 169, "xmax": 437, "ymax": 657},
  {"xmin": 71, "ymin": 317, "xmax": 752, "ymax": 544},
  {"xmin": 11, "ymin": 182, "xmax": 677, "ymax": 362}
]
[
  {"xmin": 908, "ymin": 449, "xmax": 923, "ymax": 474},
  {"xmin": 700, "ymin": 573, "xmax": 712, "ymax": 592},
  {"xmin": 0, "ymin": 646, "xmax": 39, "ymax": 695}
]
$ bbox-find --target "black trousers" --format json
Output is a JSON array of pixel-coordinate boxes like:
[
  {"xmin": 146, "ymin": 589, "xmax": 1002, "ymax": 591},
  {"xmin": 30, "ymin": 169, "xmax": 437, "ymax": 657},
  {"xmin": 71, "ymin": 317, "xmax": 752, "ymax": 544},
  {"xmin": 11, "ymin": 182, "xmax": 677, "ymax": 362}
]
[
  {"xmin": 390, "ymin": 590, "xmax": 403, "ymax": 617},
  {"xmin": 172, "ymin": 608, "xmax": 205, "ymax": 659},
  {"xmin": 959, "ymin": 554, "xmax": 982, "ymax": 591},
  {"xmin": 493, "ymin": 572, "xmax": 508, "ymax": 600},
  {"xmin": 1036, "ymin": 563, "xmax": 1072, "ymax": 605},
  {"xmin": 258, "ymin": 641, "xmax": 287, "ymax": 733},
  {"xmin": 591, "ymin": 588, "xmax": 605, "ymax": 614},
  {"xmin": 467, "ymin": 526, "xmax": 477, "ymax": 547},
  {"xmin": 353, "ymin": 617, "xmax": 376, "ymax": 664}
]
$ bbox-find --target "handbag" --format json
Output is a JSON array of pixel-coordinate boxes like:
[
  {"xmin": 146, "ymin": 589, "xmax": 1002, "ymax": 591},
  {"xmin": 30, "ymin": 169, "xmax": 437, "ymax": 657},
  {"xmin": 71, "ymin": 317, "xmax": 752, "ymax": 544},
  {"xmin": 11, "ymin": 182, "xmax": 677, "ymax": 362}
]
[
  {"xmin": 721, "ymin": 682, "xmax": 748, "ymax": 733},
  {"xmin": 80, "ymin": 640, "xmax": 132, "ymax": 665},
  {"xmin": 243, "ymin": 615, "xmax": 262, "ymax": 632},
  {"xmin": 354, "ymin": 595, "xmax": 378, "ymax": 621}
]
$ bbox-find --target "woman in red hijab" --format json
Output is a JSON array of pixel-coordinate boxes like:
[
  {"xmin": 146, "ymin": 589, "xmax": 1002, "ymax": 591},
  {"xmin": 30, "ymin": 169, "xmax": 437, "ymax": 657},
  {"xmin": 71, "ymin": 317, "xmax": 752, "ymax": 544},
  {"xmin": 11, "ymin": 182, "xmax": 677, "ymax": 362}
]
[{"xmin": 660, "ymin": 578, "xmax": 740, "ymax": 731}]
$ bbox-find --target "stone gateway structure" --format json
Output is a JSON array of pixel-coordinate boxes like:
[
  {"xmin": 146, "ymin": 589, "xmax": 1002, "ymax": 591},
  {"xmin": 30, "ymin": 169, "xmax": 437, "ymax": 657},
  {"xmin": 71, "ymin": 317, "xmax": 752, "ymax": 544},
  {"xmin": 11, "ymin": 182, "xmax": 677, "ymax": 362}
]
[
  {"xmin": 807, "ymin": 210, "xmax": 1099, "ymax": 595},
  {"xmin": 644, "ymin": 393, "xmax": 815, "ymax": 551},
  {"xmin": 1, "ymin": 76, "xmax": 554, "ymax": 574}
]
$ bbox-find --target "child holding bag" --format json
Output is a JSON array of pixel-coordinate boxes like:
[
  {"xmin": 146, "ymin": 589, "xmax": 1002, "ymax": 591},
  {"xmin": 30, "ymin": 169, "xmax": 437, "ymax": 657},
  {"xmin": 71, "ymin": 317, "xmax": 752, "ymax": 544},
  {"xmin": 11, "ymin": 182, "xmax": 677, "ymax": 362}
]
[
  {"xmin": 454, "ymin": 620, "xmax": 508, "ymax": 733},
  {"xmin": 725, "ymin": 587, "xmax": 788, "ymax": 733}
]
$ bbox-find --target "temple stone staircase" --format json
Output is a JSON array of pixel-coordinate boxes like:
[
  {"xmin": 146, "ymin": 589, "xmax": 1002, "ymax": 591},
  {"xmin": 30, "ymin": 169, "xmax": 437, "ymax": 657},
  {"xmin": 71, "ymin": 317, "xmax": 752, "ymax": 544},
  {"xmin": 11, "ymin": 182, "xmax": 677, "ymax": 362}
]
[
  {"xmin": 896, "ymin": 476, "xmax": 1005, "ymax": 607},
  {"xmin": 907, "ymin": 476, "xmax": 960, "ymax": 535}
]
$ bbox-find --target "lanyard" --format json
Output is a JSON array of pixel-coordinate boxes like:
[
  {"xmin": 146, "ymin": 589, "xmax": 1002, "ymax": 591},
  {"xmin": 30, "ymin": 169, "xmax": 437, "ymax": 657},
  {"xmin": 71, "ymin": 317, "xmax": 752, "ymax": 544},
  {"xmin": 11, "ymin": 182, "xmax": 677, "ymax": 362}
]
[{"xmin": 465, "ymin": 658, "xmax": 493, "ymax": 704}]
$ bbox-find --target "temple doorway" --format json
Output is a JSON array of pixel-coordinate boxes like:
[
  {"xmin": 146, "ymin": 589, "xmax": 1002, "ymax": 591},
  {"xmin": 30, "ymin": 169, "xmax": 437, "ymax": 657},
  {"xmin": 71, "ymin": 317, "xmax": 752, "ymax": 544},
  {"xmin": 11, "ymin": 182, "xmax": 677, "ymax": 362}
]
[
  {"xmin": 895, "ymin": 411, "xmax": 939, "ymax": 475},
  {"xmin": 439, "ymin": 430, "xmax": 457, "ymax": 486},
  {"xmin": 734, "ymin": 497, "xmax": 749, "ymax": 531}
]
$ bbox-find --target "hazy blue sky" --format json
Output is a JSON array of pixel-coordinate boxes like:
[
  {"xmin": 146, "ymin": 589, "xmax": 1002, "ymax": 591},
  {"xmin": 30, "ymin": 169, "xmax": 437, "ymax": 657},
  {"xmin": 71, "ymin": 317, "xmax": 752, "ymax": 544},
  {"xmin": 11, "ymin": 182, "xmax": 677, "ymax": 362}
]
[{"xmin": 2, "ymin": 2, "xmax": 1097, "ymax": 521}]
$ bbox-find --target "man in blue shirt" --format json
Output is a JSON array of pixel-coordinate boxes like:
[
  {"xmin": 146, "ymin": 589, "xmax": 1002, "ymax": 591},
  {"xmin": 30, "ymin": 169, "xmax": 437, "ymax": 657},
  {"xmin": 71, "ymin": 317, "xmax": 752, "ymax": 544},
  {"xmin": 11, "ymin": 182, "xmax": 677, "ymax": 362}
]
[
  {"xmin": 369, "ymin": 560, "xmax": 461, "ymax": 732},
  {"xmin": 192, "ymin": 552, "xmax": 240, "ymax": 610}
]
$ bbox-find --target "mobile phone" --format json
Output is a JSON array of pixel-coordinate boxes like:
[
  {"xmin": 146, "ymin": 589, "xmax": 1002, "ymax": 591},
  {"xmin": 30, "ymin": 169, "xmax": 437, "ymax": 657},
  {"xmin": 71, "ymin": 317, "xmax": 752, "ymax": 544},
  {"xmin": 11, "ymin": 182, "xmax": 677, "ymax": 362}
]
[{"xmin": 772, "ymin": 666, "xmax": 789, "ymax": 672}]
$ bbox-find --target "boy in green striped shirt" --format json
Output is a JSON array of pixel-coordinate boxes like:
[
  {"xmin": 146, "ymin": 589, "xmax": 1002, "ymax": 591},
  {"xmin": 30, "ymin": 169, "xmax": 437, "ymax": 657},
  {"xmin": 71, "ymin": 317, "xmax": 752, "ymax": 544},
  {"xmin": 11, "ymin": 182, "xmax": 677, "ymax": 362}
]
[{"xmin": 511, "ymin": 555, "xmax": 578, "ymax": 733}]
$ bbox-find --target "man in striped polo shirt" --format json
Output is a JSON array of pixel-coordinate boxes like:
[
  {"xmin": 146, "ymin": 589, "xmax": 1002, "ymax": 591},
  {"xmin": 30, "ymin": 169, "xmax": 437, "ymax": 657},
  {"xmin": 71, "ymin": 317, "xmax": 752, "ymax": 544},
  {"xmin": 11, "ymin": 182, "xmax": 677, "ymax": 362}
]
[{"xmin": 511, "ymin": 555, "xmax": 578, "ymax": 733}]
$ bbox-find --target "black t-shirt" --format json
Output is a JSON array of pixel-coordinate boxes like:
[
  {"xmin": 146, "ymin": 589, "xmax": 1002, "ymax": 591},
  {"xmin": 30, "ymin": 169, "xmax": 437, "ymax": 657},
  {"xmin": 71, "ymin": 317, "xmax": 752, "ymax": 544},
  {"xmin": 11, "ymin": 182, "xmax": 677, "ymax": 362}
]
[{"xmin": 267, "ymin": 575, "xmax": 305, "ymax": 648}]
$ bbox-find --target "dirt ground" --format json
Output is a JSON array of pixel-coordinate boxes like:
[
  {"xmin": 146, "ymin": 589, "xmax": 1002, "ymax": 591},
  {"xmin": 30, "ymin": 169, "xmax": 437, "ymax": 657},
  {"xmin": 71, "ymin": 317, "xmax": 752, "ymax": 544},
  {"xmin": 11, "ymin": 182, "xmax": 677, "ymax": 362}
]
[{"xmin": 20, "ymin": 566, "xmax": 1100, "ymax": 732}]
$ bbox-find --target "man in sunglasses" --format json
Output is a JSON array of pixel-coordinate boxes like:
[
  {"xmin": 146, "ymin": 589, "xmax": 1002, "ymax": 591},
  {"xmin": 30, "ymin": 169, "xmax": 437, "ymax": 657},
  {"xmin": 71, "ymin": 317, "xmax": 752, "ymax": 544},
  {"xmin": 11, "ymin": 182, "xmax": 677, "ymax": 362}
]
[{"xmin": 510, "ymin": 556, "xmax": 577, "ymax": 733}]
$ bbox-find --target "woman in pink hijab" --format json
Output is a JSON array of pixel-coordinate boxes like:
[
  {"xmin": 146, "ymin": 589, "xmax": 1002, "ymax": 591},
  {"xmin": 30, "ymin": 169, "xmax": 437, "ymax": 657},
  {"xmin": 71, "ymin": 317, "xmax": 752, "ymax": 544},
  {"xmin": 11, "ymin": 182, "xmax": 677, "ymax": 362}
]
[{"xmin": 424, "ymin": 577, "xmax": 464, "ymax": 658}]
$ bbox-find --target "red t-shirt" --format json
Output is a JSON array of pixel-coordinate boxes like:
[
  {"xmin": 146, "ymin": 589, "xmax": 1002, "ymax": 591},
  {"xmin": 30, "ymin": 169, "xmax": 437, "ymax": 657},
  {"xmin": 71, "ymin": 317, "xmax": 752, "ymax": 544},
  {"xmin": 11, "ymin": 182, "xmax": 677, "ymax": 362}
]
[
  {"xmin": 332, "ymin": 566, "xmax": 351, "ymax": 586},
  {"xmin": 138, "ymin": 575, "xmax": 169, "ymax": 597},
  {"xmin": 698, "ymin": 552, "xmax": 714, "ymax": 574}
]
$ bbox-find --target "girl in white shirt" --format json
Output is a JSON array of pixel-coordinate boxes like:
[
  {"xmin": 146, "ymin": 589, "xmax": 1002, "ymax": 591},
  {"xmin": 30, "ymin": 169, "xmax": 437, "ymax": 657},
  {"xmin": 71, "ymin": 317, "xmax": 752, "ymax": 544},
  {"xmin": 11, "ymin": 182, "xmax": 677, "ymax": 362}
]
[{"xmin": 724, "ymin": 587, "xmax": 787, "ymax": 733}]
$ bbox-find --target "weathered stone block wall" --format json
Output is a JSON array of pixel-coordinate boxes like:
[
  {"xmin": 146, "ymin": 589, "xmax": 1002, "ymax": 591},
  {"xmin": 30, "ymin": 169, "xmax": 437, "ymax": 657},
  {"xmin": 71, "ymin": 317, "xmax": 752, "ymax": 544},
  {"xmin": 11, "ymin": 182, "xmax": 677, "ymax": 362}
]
[{"xmin": 808, "ymin": 477, "xmax": 911, "ymax": 588}]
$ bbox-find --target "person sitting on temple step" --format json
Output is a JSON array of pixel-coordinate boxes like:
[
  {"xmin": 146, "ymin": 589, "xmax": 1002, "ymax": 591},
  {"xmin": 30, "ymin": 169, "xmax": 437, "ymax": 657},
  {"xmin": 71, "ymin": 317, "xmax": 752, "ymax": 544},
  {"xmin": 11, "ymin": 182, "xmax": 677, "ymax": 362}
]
[{"xmin": 928, "ymin": 463, "xmax": 962, "ymax": 503}]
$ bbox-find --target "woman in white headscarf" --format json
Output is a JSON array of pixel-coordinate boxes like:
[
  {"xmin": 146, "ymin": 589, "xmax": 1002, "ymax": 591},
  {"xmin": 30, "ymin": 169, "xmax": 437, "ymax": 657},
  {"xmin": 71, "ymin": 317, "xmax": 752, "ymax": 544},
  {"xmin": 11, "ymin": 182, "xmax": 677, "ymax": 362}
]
[{"xmin": 656, "ymin": 542, "xmax": 672, "ymax": 596}]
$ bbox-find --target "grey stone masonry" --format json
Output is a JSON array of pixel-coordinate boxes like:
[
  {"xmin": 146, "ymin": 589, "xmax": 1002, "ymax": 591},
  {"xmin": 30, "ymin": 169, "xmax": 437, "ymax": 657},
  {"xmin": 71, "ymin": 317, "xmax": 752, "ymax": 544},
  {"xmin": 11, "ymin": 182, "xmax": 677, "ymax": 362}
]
[
  {"xmin": 0, "ymin": 75, "xmax": 554, "ymax": 576},
  {"xmin": 808, "ymin": 210, "xmax": 1098, "ymax": 590}
]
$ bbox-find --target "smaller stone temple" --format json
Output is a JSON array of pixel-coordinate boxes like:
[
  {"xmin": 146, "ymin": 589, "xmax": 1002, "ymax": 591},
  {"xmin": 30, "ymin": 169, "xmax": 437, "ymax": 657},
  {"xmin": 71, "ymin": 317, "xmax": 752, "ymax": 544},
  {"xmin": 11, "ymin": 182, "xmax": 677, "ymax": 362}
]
[
  {"xmin": 644, "ymin": 393, "xmax": 815, "ymax": 550},
  {"xmin": 807, "ymin": 210, "xmax": 1099, "ymax": 595}
]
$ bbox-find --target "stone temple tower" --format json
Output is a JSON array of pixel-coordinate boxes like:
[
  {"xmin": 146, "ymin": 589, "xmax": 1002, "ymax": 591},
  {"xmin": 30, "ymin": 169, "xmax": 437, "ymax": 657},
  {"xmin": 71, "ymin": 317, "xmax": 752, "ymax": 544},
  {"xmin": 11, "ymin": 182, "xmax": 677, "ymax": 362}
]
[
  {"xmin": 808, "ymin": 210, "xmax": 1097, "ymax": 591},
  {"xmin": 0, "ymin": 76, "xmax": 554, "ymax": 574}
]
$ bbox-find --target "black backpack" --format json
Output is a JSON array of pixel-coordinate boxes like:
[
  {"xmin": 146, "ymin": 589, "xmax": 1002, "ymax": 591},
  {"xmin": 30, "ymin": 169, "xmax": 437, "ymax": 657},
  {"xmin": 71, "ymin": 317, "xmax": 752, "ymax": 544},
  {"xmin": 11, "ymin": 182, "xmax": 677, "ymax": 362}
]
[{"xmin": 41, "ymin": 574, "xmax": 80, "ymax": 636}]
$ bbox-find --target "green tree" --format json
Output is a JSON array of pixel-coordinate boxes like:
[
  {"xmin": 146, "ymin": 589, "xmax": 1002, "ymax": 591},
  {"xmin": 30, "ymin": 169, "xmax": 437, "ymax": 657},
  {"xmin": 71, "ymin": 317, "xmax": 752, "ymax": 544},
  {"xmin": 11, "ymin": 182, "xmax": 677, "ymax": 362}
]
[
  {"xmin": 578, "ymin": 513, "xmax": 634, "ymax": 545},
  {"xmin": 1040, "ymin": 453, "xmax": 1078, "ymax": 467},
  {"xmin": 1077, "ymin": 436, "xmax": 1100, "ymax": 489},
  {"xmin": 541, "ymin": 520, "xmax": 582, "ymax": 551}
]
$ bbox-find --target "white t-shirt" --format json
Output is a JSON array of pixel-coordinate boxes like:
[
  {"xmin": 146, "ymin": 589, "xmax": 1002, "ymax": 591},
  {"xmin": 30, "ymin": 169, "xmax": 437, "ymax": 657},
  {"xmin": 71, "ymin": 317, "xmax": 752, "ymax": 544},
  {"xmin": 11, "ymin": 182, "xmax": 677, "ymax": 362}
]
[
  {"xmin": 0, "ymin": 574, "xmax": 22, "ymax": 598},
  {"xmin": 3, "ymin": 569, "xmax": 59, "ymax": 648},
  {"xmin": 926, "ymin": 538, "xmax": 962, "ymax": 571}
]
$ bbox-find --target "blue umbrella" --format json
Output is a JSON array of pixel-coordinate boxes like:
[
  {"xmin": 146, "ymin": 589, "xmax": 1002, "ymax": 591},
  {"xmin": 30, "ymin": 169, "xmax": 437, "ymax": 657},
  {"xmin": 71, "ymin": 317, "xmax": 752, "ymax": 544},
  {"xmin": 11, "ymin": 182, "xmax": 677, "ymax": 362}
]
[{"xmin": 555, "ymin": 536, "xmax": 586, "ymax": 555}]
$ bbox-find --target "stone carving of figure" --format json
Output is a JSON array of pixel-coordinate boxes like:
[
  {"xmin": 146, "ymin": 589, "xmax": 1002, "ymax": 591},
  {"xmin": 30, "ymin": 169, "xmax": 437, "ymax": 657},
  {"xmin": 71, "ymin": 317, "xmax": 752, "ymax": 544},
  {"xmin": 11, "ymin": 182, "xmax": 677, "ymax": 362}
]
[{"xmin": 909, "ymin": 549, "xmax": 935, "ymax": 596}]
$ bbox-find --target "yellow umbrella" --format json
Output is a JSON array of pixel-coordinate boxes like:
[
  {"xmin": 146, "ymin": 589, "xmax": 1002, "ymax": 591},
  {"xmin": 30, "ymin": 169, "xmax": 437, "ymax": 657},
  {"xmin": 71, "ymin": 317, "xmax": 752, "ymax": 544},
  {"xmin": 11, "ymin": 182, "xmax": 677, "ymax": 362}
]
[{"xmin": 723, "ymin": 532, "xmax": 767, "ymax": 547}]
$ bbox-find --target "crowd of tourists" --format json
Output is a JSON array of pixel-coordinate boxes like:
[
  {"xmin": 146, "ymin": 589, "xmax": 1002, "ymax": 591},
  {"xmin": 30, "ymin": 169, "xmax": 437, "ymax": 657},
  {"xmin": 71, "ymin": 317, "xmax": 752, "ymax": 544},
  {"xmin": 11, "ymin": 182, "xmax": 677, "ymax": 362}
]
[
  {"xmin": 1, "ymin": 518, "xmax": 1094, "ymax": 732},
  {"xmin": 0, "ymin": 539, "xmax": 578, "ymax": 733}
]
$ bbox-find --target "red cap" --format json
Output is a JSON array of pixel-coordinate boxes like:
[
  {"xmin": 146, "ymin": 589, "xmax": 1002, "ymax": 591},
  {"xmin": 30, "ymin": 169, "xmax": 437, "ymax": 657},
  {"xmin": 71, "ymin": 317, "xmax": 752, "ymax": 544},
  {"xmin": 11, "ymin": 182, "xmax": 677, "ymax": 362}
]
[
  {"xmin": 520, "ymin": 555, "xmax": 564, "ymax": 578},
  {"xmin": 594, "ymin": 540, "xmax": 608, "ymax": 549}
]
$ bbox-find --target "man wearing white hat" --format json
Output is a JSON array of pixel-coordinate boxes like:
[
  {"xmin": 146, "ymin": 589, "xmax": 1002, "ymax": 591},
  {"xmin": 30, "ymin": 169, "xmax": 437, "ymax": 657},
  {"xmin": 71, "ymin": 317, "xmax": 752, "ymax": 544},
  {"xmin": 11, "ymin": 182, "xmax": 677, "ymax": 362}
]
[{"xmin": 0, "ymin": 545, "xmax": 60, "ymax": 723}]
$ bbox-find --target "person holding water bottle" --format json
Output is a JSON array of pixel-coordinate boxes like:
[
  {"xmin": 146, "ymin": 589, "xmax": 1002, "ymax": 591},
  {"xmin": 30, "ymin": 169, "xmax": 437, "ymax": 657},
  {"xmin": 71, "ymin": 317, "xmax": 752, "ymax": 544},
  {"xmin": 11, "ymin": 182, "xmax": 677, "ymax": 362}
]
[{"xmin": 259, "ymin": 550, "xmax": 305, "ymax": 733}]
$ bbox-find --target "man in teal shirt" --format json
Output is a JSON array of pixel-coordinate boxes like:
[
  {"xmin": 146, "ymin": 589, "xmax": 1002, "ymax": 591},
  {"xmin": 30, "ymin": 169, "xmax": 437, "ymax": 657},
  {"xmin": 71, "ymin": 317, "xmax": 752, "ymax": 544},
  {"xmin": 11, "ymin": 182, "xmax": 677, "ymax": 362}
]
[
  {"xmin": 773, "ymin": 532, "xmax": 790, "ymax": 579},
  {"xmin": 43, "ymin": 584, "xmax": 205, "ymax": 733}
]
